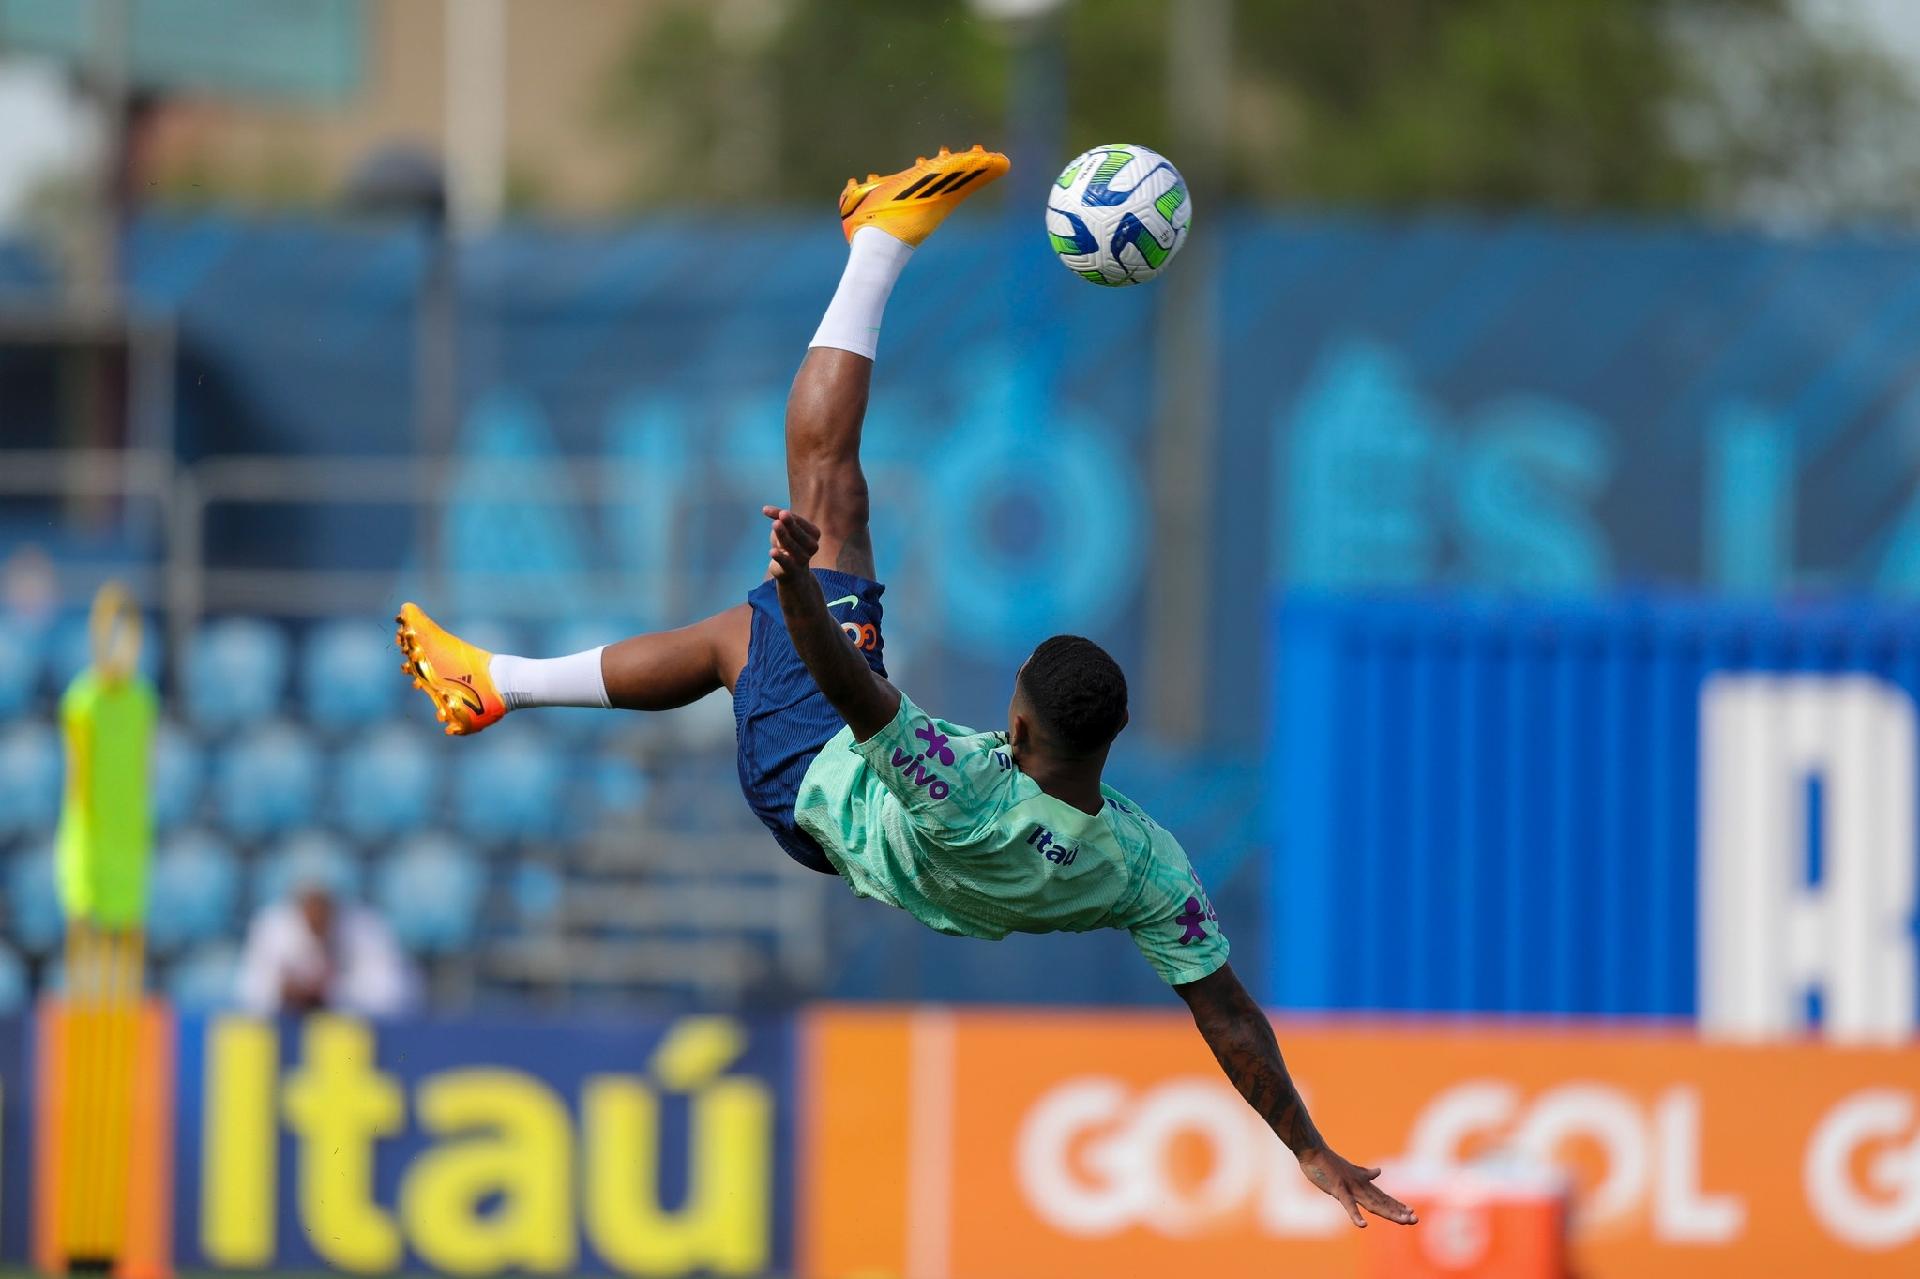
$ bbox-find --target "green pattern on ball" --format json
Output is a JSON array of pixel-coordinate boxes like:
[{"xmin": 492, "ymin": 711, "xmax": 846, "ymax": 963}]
[
  {"xmin": 1080, "ymin": 269, "xmax": 1120, "ymax": 286},
  {"xmin": 1049, "ymin": 231, "xmax": 1086, "ymax": 255},
  {"xmin": 1126, "ymin": 223, "xmax": 1172, "ymax": 269},
  {"xmin": 1091, "ymin": 149, "xmax": 1133, "ymax": 186},
  {"xmin": 1154, "ymin": 181, "xmax": 1187, "ymax": 223},
  {"xmin": 1055, "ymin": 160, "xmax": 1084, "ymax": 189}
]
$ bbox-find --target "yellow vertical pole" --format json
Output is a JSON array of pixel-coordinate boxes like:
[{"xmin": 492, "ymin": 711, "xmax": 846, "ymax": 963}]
[
  {"xmin": 56, "ymin": 921, "xmax": 146, "ymax": 1268},
  {"xmin": 57, "ymin": 921, "xmax": 96, "ymax": 1261},
  {"xmin": 79, "ymin": 922, "xmax": 106, "ymax": 1263},
  {"xmin": 99, "ymin": 929, "xmax": 142, "ymax": 1261},
  {"xmin": 83, "ymin": 927, "xmax": 111, "ymax": 1261}
]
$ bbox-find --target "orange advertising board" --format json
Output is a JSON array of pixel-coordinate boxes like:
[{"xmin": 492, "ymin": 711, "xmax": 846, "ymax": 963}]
[{"xmin": 801, "ymin": 1010, "xmax": 1920, "ymax": 1279}]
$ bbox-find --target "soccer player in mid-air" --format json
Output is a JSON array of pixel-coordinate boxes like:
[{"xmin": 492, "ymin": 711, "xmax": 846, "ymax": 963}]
[{"xmin": 397, "ymin": 145, "xmax": 1414, "ymax": 1229}]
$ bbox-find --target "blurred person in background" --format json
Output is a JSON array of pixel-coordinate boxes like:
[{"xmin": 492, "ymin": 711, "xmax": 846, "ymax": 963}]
[
  {"xmin": 236, "ymin": 876, "xmax": 418, "ymax": 1017},
  {"xmin": 3, "ymin": 544, "xmax": 57, "ymax": 630},
  {"xmin": 57, "ymin": 582, "xmax": 156, "ymax": 944}
]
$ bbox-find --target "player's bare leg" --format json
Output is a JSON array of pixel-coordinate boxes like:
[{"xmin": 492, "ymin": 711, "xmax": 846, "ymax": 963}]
[
  {"xmin": 785, "ymin": 347, "xmax": 878, "ymax": 579},
  {"xmin": 599, "ymin": 606, "xmax": 750, "ymax": 706},
  {"xmin": 397, "ymin": 147, "xmax": 1005, "ymax": 734},
  {"xmin": 397, "ymin": 601, "xmax": 750, "ymax": 735},
  {"xmin": 790, "ymin": 145, "xmax": 1008, "ymax": 573}
]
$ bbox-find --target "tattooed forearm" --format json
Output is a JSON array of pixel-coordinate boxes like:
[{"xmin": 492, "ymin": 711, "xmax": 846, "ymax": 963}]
[{"xmin": 1176, "ymin": 963, "xmax": 1325, "ymax": 1155}]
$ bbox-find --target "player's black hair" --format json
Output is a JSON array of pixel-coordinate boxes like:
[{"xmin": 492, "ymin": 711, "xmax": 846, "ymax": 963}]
[{"xmin": 1018, "ymin": 634, "xmax": 1128, "ymax": 757}]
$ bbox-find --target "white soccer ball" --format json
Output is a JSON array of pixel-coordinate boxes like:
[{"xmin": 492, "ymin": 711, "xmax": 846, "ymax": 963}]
[{"xmin": 1046, "ymin": 143, "xmax": 1191, "ymax": 287}]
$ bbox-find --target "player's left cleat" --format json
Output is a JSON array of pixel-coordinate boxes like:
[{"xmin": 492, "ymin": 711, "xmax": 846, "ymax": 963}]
[
  {"xmin": 395, "ymin": 602, "xmax": 506, "ymax": 736},
  {"xmin": 838, "ymin": 144, "xmax": 1009, "ymax": 247}
]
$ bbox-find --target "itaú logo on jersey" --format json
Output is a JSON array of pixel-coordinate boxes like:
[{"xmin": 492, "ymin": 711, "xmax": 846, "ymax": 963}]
[{"xmin": 1014, "ymin": 1077, "xmax": 1349, "ymax": 1238}]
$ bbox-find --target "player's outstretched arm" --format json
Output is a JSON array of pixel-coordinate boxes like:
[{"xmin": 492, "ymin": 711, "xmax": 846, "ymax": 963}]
[
  {"xmin": 1175, "ymin": 963, "xmax": 1417, "ymax": 1230},
  {"xmin": 763, "ymin": 505, "xmax": 901, "ymax": 740}
]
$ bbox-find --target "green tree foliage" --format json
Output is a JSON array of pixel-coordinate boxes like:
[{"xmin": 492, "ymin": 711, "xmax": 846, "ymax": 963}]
[
  {"xmin": 604, "ymin": 0, "xmax": 1007, "ymax": 206},
  {"xmin": 606, "ymin": 0, "xmax": 1920, "ymax": 222}
]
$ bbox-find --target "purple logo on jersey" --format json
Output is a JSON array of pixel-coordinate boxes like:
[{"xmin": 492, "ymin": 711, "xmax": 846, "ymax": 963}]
[
  {"xmin": 889, "ymin": 719, "xmax": 954, "ymax": 800},
  {"xmin": 1176, "ymin": 897, "xmax": 1210, "ymax": 945},
  {"xmin": 914, "ymin": 722, "xmax": 956, "ymax": 765}
]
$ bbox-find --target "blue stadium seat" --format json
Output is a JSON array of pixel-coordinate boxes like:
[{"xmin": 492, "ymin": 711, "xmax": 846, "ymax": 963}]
[
  {"xmin": 254, "ymin": 830, "xmax": 362, "ymax": 909},
  {"xmin": 0, "ymin": 618, "xmax": 40, "ymax": 718},
  {"xmin": 375, "ymin": 834, "xmax": 486, "ymax": 954},
  {"xmin": 591, "ymin": 754, "xmax": 650, "ymax": 818},
  {"xmin": 543, "ymin": 617, "xmax": 639, "ymax": 659},
  {"xmin": 334, "ymin": 722, "xmax": 441, "ymax": 840},
  {"xmin": 541, "ymin": 705, "xmax": 623, "ymax": 742},
  {"xmin": 186, "ymin": 617, "xmax": 289, "ymax": 733},
  {"xmin": 449, "ymin": 620, "xmax": 521, "ymax": 661},
  {"xmin": 0, "ymin": 941, "xmax": 26, "ymax": 1013},
  {"xmin": 5, "ymin": 842, "xmax": 63, "ymax": 953},
  {"xmin": 147, "ymin": 830, "xmax": 241, "ymax": 953},
  {"xmin": 666, "ymin": 684, "xmax": 736, "ymax": 752},
  {"xmin": 168, "ymin": 944, "xmax": 240, "ymax": 1011},
  {"xmin": 0, "ymin": 721, "xmax": 60, "ymax": 838},
  {"xmin": 214, "ymin": 721, "xmax": 320, "ymax": 839},
  {"xmin": 510, "ymin": 859, "xmax": 563, "ymax": 924},
  {"xmin": 151, "ymin": 721, "xmax": 204, "ymax": 831},
  {"xmin": 452, "ymin": 725, "xmax": 565, "ymax": 841},
  {"xmin": 302, "ymin": 619, "xmax": 400, "ymax": 730}
]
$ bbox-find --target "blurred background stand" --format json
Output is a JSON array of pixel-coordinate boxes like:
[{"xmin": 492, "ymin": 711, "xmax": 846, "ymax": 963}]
[{"xmin": 341, "ymin": 143, "xmax": 455, "ymax": 602}]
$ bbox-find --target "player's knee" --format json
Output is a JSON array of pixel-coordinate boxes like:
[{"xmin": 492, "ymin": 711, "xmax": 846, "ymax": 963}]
[
  {"xmin": 790, "ymin": 460, "xmax": 869, "ymax": 532},
  {"xmin": 786, "ymin": 421, "xmax": 861, "ymax": 474}
]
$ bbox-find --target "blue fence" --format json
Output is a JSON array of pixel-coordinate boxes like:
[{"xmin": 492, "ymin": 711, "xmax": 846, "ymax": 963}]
[{"xmin": 1266, "ymin": 595, "xmax": 1920, "ymax": 1031}]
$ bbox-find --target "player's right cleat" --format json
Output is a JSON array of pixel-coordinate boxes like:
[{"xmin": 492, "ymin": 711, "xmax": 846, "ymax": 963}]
[
  {"xmin": 838, "ymin": 144, "xmax": 1010, "ymax": 247},
  {"xmin": 395, "ymin": 602, "xmax": 506, "ymax": 736}
]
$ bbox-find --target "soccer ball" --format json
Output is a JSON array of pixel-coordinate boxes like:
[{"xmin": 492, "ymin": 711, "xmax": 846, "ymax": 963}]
[{"xmin": 1046, "ymin": 143, "xmax": 1191, "ymax": 287}]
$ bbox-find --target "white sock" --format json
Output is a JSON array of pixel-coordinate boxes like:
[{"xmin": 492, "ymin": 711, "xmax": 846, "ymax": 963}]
[
  {"xmin": 809, "ymin": 226, "xmax": 914, "ymax": 359},
  {"xmin": 488, "ymin": 648, "xmax": 609, "ymax": 711}
]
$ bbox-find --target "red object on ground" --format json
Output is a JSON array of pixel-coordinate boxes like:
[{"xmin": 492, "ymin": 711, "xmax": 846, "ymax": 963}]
[{"xmin": 1364, "ymin": 1163, "xmax": 1569, "ymax": 1279}]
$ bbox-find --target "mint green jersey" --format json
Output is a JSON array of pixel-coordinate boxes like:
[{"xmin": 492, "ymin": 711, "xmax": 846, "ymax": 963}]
[{"xmin": 794, "ymin": 692, "xmax": 1229, "ymax": 985}]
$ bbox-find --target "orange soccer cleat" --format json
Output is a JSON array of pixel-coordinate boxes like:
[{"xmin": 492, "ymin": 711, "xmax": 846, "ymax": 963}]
[
  {"xmin": 837, "ymin": 144, "xmax": 1010, "ymax": 247},
  {"xmin": 395, "ymin": 602, "xmax": 506, "ymax": 736}
]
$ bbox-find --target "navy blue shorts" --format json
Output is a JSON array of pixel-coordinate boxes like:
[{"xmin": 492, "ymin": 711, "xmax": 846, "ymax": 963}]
[{"xmin": 733, "ymin": 568, "xmax": 887, "ymax": 874}]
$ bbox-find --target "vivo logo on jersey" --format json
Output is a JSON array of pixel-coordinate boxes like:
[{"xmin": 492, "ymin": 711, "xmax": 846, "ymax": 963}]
[
  {"xmin": 1698, "ymin": 674, "xmax": 1919, "ymax": 1042},
  {"xmin": 890, "ymin": 720, "xmax": 956, "ymax": 801},
  {"xmin": 890, "ymin": 747, "xmax": 951, "ymax": 800},
  {"xmin": 1026, "ymin": 826, "xmax": 1078, "ymax": 866}
]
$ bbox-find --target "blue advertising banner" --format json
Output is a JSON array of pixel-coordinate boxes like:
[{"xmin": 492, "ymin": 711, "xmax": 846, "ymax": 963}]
[
  {"xmin": 1267, "ymin": 595, "xmax": 1920, "ymax": 1035},
  {"xmin": 99, "ymin": 216, "xmax": 1920, "ymax": 745},
  {"xmin": 170, "ymin": 1011, "xmax": 795, "ymax": 1276}
]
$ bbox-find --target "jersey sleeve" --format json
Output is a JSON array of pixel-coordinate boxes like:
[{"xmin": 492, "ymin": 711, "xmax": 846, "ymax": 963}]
[
  {"xmin": 1121, "ymin": 833, "xmax": 1231, "ymax": 986},
  {"xmin": 850, "ymin": 691, "xmax": 1015, "ymax": 840}
]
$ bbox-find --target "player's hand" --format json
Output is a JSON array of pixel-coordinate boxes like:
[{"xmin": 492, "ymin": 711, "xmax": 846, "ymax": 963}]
[
  {"xmin": 1297, "ymin": 1146, "xmax": 1417, "ymax": 1228},
  {"xmin": 762, "ymin": 505, "xmax": 821, "ymax": 579}
]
